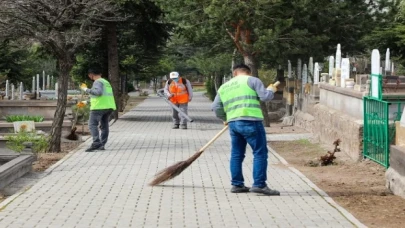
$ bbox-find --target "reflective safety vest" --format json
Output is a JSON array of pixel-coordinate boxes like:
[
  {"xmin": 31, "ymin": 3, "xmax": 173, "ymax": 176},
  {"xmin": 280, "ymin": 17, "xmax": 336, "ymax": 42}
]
[
  {"xmin": 169, "ymin": 77, "xmax": 189, "ymax": 104},
  {"xmin": 90, "ymin": 78, "xmax": 117, "ymax": 111},
  {"xmin": 218, "ymin": 75, "xmax": 263, "ymax": 121}
]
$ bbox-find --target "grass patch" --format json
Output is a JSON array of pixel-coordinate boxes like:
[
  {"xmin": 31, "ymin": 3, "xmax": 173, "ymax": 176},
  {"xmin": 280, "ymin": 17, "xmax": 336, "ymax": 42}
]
[{"xmin": 5, "ymin": 115, "xmax": 44, "ymax": 122}]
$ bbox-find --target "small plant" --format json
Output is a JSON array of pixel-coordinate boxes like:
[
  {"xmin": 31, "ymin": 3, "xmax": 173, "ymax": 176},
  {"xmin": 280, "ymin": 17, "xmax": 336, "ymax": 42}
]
[
  {"xmin": 320, "ymin": 139, "xmax": 341, "ymax": 166},
  {"xmin": 5, "ymin": 115, "xmax": 44, "ymax": 122},
  {"xmin": 5, "ymin": 127, "xmax": 49, "ymax": 153},
  {"xmin": 71, "ymin": 102, "xmax": 90, "ymax": 123}
]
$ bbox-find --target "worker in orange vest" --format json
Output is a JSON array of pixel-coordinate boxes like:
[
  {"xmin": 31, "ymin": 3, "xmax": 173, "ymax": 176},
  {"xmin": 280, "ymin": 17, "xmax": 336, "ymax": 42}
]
[{"xmin": 163, "ymin": 71, "xmax": 193, "ymax": 129}]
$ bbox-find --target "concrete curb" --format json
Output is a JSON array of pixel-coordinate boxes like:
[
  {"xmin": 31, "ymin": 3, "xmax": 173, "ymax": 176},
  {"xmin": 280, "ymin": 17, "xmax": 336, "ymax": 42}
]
[{"xmin": 268, "ymin": 146, "xmax": 367, "ymax": 228}]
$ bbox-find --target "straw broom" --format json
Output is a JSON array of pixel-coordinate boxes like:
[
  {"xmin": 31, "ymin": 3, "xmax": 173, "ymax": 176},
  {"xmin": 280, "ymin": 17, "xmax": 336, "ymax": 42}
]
[
  {"xmin": 149, "ymin": 125, "xmax": 229, "ymax": 186},
  {"xmin": 149, "ymin": 81, "xmax": 280, "ymax": 186}
]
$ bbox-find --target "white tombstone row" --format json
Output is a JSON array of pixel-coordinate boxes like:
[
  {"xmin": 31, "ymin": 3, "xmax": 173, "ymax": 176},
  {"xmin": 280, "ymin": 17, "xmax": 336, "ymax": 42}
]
[
  {"xmin": 42, "ymin": 71, "xmax": 45, "ymax": 90},
  {"xmin": 314, "ymin": 62, "xmax": 320, "ymax": 85},
  {"xmin": 385, "ymin": 48, "xmax": 390, "ymax": 74},
  {"xmin": 19, "ymin": 82, "xmax": 23, "ymax": 100},
  {"xmin": 341, "ymin": 58, "xmax": 350, "ymax": 87},
  {"xmin": 32, "ymin": 76, "xmax": 35, "ymax": 93},
  {"xmin": 371, "ymin": 49, "xmax": 381, "ymax": 99},
  {"xmin": 36, "ymin": 74, "xmax": 40, "ymax": 98},
  {"xmin": 5, "ymin": 80, "xmax": 9, "ymax": 98},
  {"xmin": 11, "ymin": 84, "xmax": 14, "ymax": 100},
  {"xmin": 288, "ymin": 60, "xmax": 292, "ymax": 78},
  {"xmin": 335, "ymin": 44, "xmax": 341, "ymax": 69},
  {"xmin": 329, "ymin": 56, "xmax": 334, "ymax": 80},
  {"xmin": 55, "ymin": 82, "xmax": 58, "ymax": 98},
  {"xmin": 308, "ymin": 57, "xmax": 313, "ymax": 83},
  {"xmin": 297, "ymin": 59, "xmax": 302, "ymax": 79},
  {"xmin": 302, "ymin": 64, "xmax": 308, "ymax": 94}
]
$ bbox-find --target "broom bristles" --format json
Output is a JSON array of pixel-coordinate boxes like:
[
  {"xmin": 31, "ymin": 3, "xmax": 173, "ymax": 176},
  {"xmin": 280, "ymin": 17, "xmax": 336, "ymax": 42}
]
[{"xmin": 149, "ymin": 150, "xmax": 203, "ymax": 186}]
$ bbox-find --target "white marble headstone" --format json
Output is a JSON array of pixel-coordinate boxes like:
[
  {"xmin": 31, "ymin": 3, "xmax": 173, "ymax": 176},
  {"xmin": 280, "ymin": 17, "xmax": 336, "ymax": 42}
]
[{"xmin": 341, "ymin": 58, "xmax": 350, "ymax": 87}]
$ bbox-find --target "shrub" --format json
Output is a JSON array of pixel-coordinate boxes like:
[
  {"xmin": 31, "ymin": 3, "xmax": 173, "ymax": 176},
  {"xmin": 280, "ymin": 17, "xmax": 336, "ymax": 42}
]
[
  {"xmin": 71, "ymin": 102, "xmax": 90, "ymax": 123},
  {"xmin": 5, "ymin": 130, "xmax": 49, "ymax": 153},
  {"xmin": 205, "ymin": 77, "xmax": 216, "ymax": 101},
  {"xmin": 5, "ymin": 115, "xmax": 44, "ymax": 122}
]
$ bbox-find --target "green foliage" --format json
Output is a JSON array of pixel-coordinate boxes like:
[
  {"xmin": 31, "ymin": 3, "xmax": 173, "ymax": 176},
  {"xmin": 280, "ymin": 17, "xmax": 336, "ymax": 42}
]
[
  {"xmin": 71, "ymin": 0, "xmax": 171, "ymax": 85},
  {"xmin": 71, "ymin": 104, "xmax": 90, "ymax": 123},
  {"xmin": 204, "ymin": 77, "xmax": 216, "ymax": 101},
  {"xmin": 5, "ymin": 131, "xmax": 49, "ymax": 153},
  {"xmin": 5, "ymin": 115, "xmax": 44, "ymax": 122},
  {"xmin": 361, "ymin": 1, "xmax": 405, "ymax": 65},
  {"xmin": 0, "ymin": 40, "xmax": 57, "ymax": 87},
  {"xmin": 158, "ymin": 0, "xmax": 392, "ymax": 70},
  {"xmin": 258, "ymin": 68, "xmax": 277, "ymax": 87},
  {"xmin": 127, "ymin": 82, "xmax": 135, "ymax": 92}
]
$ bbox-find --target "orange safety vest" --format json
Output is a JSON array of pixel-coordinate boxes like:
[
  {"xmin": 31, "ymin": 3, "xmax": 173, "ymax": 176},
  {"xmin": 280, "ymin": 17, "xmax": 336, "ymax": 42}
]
[{"xmin": 169, "ymin": 77, "xmax": 189, "ymax": 104}]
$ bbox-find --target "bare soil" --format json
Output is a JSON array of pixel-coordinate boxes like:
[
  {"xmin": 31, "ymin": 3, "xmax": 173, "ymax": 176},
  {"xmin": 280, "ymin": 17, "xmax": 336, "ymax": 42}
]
[
  {"xmin": 266, "ymin": 121, "xmax": 309, "ymax": 134},
  {"xmin": 270, "ymin": 139, "xmax": 405, "ymax": 228}
]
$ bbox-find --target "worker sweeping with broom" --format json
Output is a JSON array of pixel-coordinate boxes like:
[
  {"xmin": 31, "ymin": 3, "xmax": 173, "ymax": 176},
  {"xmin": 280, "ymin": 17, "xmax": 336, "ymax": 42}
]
[
  {"xmin": 149, "ymin": 65, "xmax": 279, "ymax": 189},
  {"xmin": 163, "ymin": 71, "xmax": 193, "ymax": 129},
  {"xmin": 211, "ymin": 64, "xmax": 280, "ymax": 196},
  {"xmin": 80, "ymin": 66, "xmax": 116, "ymax": 152}
]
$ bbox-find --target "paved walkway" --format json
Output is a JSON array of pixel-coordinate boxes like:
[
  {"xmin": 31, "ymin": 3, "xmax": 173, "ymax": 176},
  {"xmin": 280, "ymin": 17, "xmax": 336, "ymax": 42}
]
[{"xmin": 0, "ymin": 92, "xmax": 365, "ymax": 228}]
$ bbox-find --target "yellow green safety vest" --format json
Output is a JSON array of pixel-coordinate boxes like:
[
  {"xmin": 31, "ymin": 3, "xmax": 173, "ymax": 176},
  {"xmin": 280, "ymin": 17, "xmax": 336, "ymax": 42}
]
[
  {"xmin": 90, "ymin": 78, "xmax": 117, "ymax": 111},
  {"xmin": 218, "ymin": 75, "xmax": 263, "ymax": 121}
]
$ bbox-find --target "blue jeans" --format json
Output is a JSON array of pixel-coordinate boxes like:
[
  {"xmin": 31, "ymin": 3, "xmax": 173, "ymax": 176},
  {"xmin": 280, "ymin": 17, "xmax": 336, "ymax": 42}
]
[
  {"xmin": 88, "ymin": 109, "xmax": 113, "ymax": 147},
  {"xmin": 228, "ymin": 120, "xmax": 268, "ymax": 188}
]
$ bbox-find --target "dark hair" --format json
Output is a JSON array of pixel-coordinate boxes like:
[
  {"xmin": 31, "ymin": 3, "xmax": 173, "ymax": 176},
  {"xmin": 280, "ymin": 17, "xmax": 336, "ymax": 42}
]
[
  {"xmin": 88, "ymin": 65, "xmax": 102, "ymax": 75},
  {"xmin": 233, "ymin": 64, "xmax": 251, "ymax": 73}
]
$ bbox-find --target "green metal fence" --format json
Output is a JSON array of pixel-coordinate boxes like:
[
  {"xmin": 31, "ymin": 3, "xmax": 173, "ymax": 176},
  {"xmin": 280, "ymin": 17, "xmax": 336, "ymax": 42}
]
[{"xmin": 363, "ymin": 97, "xmax": 403, "ymax": 168}]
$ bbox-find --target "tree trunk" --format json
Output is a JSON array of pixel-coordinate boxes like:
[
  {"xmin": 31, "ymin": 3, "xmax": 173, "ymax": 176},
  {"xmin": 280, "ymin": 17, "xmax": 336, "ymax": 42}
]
[
  {"xmin": 214, "ymin": 71, "xmax": 223, "ymax": 92},
  {"xmin": 231, "ymin": 48, "xmax": 237, "ymax": 72},
  {"xmin": 47, "ymin": 56, "xmax": 73, "ymax": 152},
  {"xmin": 106, "ymin": 22, "xmax": 121, "ymax": 119},
  {"xmin": 244, "ymin": 54, "xmax": 271, "ymax": 127}
]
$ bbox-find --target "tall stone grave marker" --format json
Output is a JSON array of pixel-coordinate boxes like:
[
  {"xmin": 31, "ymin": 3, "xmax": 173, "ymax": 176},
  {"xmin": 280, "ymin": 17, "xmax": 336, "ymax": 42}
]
[
  {"xmin": 341, "ymin": 58, "xmax": 350, "ymax": 87},
  {"xmin": 371, "ymin": 49, "xmax": 381, "ymax": 99}
]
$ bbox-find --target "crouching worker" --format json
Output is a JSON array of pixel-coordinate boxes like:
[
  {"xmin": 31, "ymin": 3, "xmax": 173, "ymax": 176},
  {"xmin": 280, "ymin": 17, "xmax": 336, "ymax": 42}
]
[{"xmin": 80, "ymin": 66, "xmax": 116, "ymax": 152}]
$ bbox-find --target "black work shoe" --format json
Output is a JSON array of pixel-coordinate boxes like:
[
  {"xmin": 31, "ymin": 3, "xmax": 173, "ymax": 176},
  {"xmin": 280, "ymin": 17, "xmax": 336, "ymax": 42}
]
[
  {"xmin": 172, "ymin": 124, "xmax": 179, "ymax": 129},
  {"xmin": 99, "ymin": 146, "xmax": 105, "ymax": 150},
  {"xmin": 85, "ymin": 144, "xmax": 102, "ymax": 152},
  {"xmin": 180, "ymin": 124, "xmax": 187, "ymax": 129},
  {"xmin": 231, "ymin": 185, "xmax": 250, "ymax": 193},
  {"xmin": 250, "ymin": 186, "xmax": 280, "ymax": 196}
]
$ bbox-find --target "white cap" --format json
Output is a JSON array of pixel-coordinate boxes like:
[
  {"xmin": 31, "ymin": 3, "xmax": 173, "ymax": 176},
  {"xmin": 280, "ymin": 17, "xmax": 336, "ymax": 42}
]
[{"xmin": 169, "ymin": 72, "xmax": 179, "ymax": 79}]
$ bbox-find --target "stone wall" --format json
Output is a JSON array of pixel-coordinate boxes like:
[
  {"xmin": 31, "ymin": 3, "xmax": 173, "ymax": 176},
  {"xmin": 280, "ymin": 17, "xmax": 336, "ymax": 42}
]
[
  {"xmin": 295, "ymin": 103, "xmax": 363, "ymax": 161},
  {"xmin": 386, "ymin": 145, "xmax": 405, "ymax": 199},
  {"xmin": 0, "ymin": 100, "xmax": 74, "ymax": 120}
]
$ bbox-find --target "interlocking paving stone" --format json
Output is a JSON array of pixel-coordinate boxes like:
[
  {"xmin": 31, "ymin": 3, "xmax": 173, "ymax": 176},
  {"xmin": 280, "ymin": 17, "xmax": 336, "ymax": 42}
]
[{"xmin": 0, "ymin": 92, "xmax": 364, "ymax": 228}]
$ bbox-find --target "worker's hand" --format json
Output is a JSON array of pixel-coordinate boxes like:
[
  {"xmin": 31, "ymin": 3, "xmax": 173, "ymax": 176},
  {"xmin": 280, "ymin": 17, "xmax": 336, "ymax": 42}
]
[
  {"xmin": 80, "ymin": 83, "xmax": 88, "ymax": 92},
  {"xmin": 167, "ymin": 93, "xmax": 174, "ymax": 98},
  {"xmin": 188, "ymin": 97, "xmax": 192, "ymax": 102},
  {"xmin": 223, "ymin": 121, "xmax": 228, "ymax": 126},
  {"xmin": 266, "ymin": 83, "xmax": 278, "ymax": 92},
  {"xmin": 81, "ymin": 101, "xmax": 88, "ymax": 105}
]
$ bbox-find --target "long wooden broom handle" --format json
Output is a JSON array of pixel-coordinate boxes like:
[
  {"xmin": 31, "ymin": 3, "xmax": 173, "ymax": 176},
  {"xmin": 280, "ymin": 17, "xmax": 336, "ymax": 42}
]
[{"xmin": 199, "ymin": 125, "xmax": 229, "ymax": 152}]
